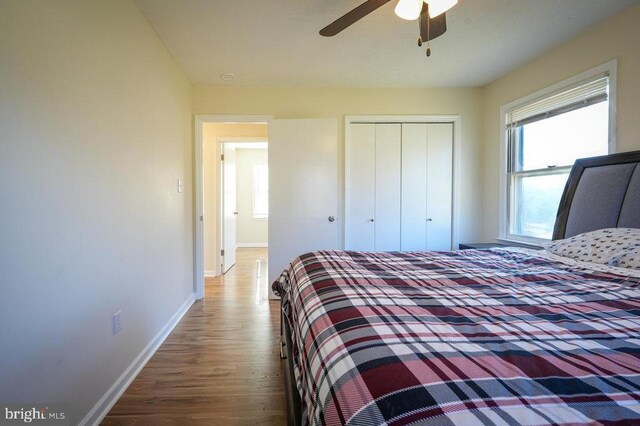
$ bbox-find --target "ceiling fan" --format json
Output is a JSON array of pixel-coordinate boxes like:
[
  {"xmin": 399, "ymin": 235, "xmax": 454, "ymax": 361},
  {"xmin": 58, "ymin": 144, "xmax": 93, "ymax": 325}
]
[{"xmin": 320, "ymin": 0, "xmax": 458, "ymax": 57}]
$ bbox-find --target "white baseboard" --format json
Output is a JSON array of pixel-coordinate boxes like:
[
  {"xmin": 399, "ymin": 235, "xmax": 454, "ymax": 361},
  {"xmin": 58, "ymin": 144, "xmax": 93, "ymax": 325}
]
[
  {"xmin": 236, "ymin": 243, "xmax": 268, "ymax": 248},
  {"xmin": 204, "ymin": 270, "xmax": 218, "ymax": 277},
  {"xmin": 79, "ymin": 294, "xmax": 196, "ymax": 426}
]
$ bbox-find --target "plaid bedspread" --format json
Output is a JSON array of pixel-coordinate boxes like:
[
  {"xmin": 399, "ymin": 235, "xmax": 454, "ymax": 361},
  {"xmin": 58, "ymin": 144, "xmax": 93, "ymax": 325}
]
[{"xmin": 272, "ymin": 249, "xmax": 640, "ymax": 426}]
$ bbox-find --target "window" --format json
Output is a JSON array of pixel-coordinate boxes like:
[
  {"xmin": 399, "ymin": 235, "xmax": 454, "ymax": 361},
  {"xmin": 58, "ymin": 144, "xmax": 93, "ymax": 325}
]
[
  {"xmin": 504, "ymin": 71, "xmax": 612, "ymax": 243},
  {"xmin": 252, "ymin": 163, "xmax": 268, "ymax": 219}
]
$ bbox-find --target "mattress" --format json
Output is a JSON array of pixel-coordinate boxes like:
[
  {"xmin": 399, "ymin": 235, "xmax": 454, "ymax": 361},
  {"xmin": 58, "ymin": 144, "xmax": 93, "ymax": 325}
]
[{"xmin": 272, "ymin": 248, "xmax": 640, "ymax": 426}]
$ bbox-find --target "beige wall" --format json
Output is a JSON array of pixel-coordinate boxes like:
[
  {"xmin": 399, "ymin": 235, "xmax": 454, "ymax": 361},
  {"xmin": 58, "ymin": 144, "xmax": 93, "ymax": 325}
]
[
  {"xmin": 203, "ymin": 123, "xmax": 268, "ymax": 273},
  {"xmin": 0, "ymin": 0, "xmax": 193, "ymax": 423},
  {"xmin": 236, "ymin": 148, "xmax": 269, "ymax": 246},
  {"xmin": 194, "ymin": 87, "xmax": 485, "ymax": 245},
  {"xmin": 482, "ymin": 3, "xmax": 640, "ymax": 240}
]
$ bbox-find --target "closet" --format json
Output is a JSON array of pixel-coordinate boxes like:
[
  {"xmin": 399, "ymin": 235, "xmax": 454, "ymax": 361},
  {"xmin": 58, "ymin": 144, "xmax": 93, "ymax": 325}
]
[{"xmin": 345, "ymin": 121, "xmax": 453, "ymax": 252}]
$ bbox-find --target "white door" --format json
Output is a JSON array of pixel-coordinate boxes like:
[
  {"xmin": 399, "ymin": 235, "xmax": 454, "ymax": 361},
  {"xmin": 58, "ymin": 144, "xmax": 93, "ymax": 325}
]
[
  {"xmin": 401, "ymin": 123, "xmax": 428, "ymax": 251},
  {"xmin": 268, "ymin": 119, "xmax": 339, "ymax": 287},
  {"xmin": 222, "ymin": 145, "xmax": 237, "ymax": 273},
  {"xmin": 346, "ymin": 124, "xmax": 375, "ymax": 251},
  {"xmin": 374, "ymin": 124, "xmax": 402, "ymax": 251},
  {"xmin": 401, "ymin": 123, "xmax": 453, "ymax": 251},
  {"xmin": 426, "ymin": 123, "xmax": 453, "ymax": 250}
]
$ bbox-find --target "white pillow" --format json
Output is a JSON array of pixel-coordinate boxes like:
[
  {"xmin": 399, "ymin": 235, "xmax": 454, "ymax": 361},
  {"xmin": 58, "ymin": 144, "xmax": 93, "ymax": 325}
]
[
  {"xmin": 543, "ymin": 228, "xmax": 640, "ymax": 266},
  {"xmin": 609, "ymin": 244, "xmax": 640, "ymax": 269}
]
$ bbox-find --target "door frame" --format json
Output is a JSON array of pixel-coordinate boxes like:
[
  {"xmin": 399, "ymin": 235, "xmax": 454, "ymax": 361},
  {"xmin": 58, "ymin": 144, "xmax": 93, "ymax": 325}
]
[
  {"xmin": 194, "ymin": 115, "xmax": 272, "ymax": 299},
  {"xmin": 344, "ymin": 115, "xmax": 462, "ymax": 251},
  {"xmin": 218, "ymin": 138, "xmax": 269, "ymax": 276}
]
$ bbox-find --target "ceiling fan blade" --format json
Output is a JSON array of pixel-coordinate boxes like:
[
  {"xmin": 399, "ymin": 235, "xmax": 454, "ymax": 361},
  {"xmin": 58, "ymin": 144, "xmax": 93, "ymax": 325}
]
[
  {"xmin": 419, "ymin": 3, "xmax": 447, "ymax": 42},
  {"xmin": 320, "ymin": 0, "xmax": 394, "ymax": 37}
]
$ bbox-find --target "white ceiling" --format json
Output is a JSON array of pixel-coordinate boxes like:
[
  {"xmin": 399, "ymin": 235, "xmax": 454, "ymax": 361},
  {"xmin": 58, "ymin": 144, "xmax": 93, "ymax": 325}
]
[{"xmin": 134, "ymin": 0, "xmax": 638, "ymax": 88}]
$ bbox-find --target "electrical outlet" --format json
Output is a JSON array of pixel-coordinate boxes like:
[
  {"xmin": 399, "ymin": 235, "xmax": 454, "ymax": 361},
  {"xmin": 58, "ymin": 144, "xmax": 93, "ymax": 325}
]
[
  {"xmin": 177, "ymin": 179, "xmax": 183, "ymax": 193},
  {"xmin": 112, "ymin": 310, "xmax": 122, "ymax": 335}
]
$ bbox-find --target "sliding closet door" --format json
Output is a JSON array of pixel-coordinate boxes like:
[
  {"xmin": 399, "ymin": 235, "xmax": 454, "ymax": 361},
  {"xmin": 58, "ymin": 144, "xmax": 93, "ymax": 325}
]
[
  {"xmin": 426, "ymin": 123, "xmax": 453, "ymax": 250},
  {"xmin": 345, "ymin": 120, "xmax": 452, "ymax": 253},
  {"xmin": 401, "ymin": 124, "xmax": 428, "ymax": 251},
  {"xmin": 346, "ymin": 124, "xmax": 375, "ymax": 251},
  {"xmin": 374, "ymin": 124, "xmax": 401, "ymax": 251}
]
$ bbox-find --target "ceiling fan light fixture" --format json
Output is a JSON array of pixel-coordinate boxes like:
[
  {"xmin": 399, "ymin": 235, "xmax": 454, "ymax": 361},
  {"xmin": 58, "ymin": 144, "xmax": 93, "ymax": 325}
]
[
  {"xmin": 394, "ymin": 0, "xmax": 422, "ymax": 21},
  {"xmin": 426, "ymin": 0, "xmax": 457, "ymax": 18}
]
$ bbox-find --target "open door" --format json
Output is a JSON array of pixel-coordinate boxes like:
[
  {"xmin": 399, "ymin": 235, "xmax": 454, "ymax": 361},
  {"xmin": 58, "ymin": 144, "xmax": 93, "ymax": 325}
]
[
  {"xmin": 222, "ymin": 144, "xmax": 237, "ymax": 273},
  {"xmin": 268, "ymin": 119, "xmax": 339, "ymax": 291}
]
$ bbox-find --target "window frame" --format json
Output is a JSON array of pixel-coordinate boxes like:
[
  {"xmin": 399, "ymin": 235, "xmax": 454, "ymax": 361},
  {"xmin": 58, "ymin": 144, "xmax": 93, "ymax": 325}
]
[{"xmin": 498, "ymin": 60, "xmax": 617, "ymax": 246}]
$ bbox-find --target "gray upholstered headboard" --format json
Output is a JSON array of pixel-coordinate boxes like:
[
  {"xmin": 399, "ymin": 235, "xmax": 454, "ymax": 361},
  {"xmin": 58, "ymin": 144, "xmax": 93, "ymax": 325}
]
[{"xmin": 552, "ymin": 150, "xmax": 640, "ymax": 240}]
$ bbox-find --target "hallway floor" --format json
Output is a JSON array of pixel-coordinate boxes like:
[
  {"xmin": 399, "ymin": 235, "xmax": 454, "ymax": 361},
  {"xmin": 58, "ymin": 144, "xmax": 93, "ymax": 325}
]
[{"xmin": 103, "ymin": 248, "xmax": 285, "ymax": 425}]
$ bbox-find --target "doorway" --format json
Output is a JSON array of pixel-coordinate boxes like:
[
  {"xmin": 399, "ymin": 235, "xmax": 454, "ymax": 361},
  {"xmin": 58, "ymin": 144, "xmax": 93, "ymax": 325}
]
[
  {"xmin": 194, "ymin": 116, "xmax": 341, "ymax": 301},
  {"xmin": 194, "ymin": 116, "xmax": 271, "ymax": 299},
  {"xmin": 220, "ymin": 141, "xmax": 269, "ymax": 274}
]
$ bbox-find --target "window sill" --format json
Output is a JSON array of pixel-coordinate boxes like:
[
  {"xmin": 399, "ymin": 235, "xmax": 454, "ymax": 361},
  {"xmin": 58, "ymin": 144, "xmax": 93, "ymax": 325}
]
[{"xmin": 496, "ymin": 238, "xmax": 544, "ymax": 250}]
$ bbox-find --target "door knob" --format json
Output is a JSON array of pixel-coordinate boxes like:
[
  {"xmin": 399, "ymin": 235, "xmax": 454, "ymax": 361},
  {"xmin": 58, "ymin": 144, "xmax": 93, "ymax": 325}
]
[
  {"xmin": 369, "ymin": 218, "xmax": 375, "ymax": 222},
  {"xmin": 233, "ymin": 211, "xmax": 239, "ymax": 215},
  {"xmin": 426, "ymin": 218, "xmax": 433, "ymax": 222},
  {"xmin": 328, "ymin": 216, "xmax": 336, "ymax": 222}
]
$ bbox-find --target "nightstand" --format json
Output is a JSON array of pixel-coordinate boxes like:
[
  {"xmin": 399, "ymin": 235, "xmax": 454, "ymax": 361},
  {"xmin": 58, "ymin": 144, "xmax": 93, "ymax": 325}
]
[{"xmin": 458, "ymin": 242, "xmax": 511, "ymax": 250}]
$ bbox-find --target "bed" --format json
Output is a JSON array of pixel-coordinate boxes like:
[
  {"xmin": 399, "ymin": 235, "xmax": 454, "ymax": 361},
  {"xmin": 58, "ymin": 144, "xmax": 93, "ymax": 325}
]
[{"xmin": 273, "ymin": 150, "xmax": 640, "ymax": 426}]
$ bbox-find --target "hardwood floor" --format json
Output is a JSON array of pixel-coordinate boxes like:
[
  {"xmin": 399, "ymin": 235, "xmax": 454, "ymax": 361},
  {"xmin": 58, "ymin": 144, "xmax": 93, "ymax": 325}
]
[{"xmin": 103, "ymin": 248, "xmax": 286, "ymax": 425}]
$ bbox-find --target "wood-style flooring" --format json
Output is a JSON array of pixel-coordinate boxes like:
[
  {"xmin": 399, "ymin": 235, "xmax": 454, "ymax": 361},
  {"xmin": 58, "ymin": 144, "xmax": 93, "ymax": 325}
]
[{"xmin": 103, "ymin": 248, "xmax": 285, "ymax": 425}]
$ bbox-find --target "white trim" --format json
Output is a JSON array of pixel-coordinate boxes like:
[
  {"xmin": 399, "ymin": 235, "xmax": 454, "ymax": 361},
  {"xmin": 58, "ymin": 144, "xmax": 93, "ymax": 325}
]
[
  {"xmin": 219, "ymin": 137, "xmax": 268, "ymax": 144},
  {"xmin": 231, "ymin": 141, "xmax": 268, "ymax": 149},
  {"xmin": 496, "ymin": 238, "xmax": 543, "ymax": 250},
  {"xmin": 344, "ymin": 115, "xmax": 461, "ymax": 251},
  {"xmin": 451, "ymin": 117, "xmax": 462, "ymax": 251},
  {"xmin": 79, "ymin": 294, "xmax": 196, "ymax": 426},
  {"xmin": 196, "ymin": 115, "xmax": 273, "ymax": 124},
  {"xmin": 346, "ymin": 115, "xmax": 460, "ymax": 124},
  {"xmin": 608, "ymin": 60, "xmax": 618, "ymax": 151},
  {"xmin": 194, "ymin": 117, "xmax": 205, "ymax": 299},
  {"xmin": 204, "ymin": 270, "xmax": 218, "ymax": 277},
  {"xmin": 236, "ymin": 243, "xmax": 269, "ymax": 248},
  {"xmin": 194, "ymin": 115, "xmax": 272, "ymax": 300},
  {"xmin": 497, "ymin": 59, "xmax": 617, "ymax": 243}
]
